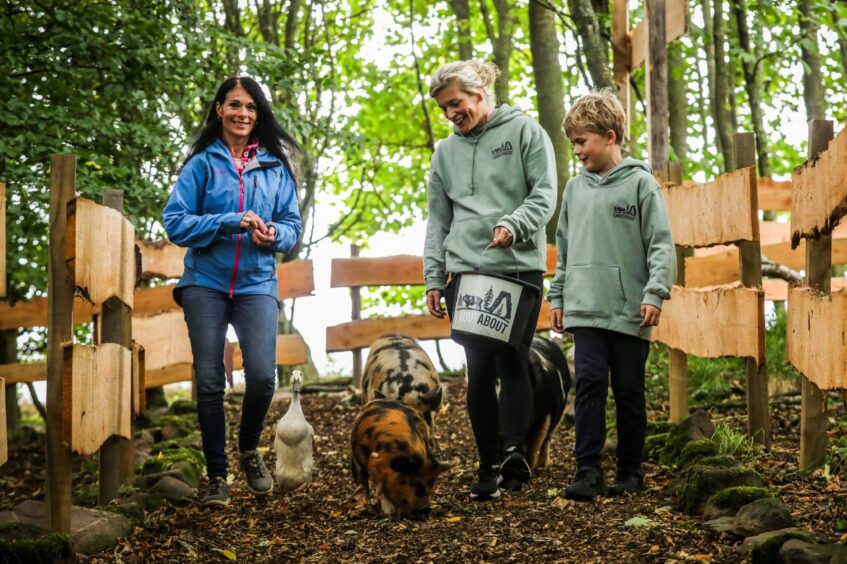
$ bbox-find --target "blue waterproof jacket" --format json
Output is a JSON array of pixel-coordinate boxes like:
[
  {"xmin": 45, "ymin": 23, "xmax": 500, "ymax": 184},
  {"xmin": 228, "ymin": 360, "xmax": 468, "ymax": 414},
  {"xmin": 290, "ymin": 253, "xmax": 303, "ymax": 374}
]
[{"xmin": 163, "ymin": 138, "xmax": 302, "ymax": 300}]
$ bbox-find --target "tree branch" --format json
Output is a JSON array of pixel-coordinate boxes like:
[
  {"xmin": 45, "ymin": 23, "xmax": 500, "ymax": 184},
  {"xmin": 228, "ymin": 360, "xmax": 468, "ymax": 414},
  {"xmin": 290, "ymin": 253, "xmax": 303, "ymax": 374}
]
[
  {"xmin": 409, "ymin": 0, "xmax": 435, "ymax": 153},
  {"xmin": 762, "ymin": 256, "xmax": 803, "ymax": 284}
]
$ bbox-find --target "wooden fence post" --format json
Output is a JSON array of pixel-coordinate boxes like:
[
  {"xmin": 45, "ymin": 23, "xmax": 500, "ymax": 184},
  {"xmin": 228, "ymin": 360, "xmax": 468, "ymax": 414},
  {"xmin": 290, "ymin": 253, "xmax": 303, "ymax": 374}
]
[
  {"xmin": 46, "ymin": 154, "xmax": 75, "ymax": 532},
  {"xmin": 350, "ymin": 245, "xmax": 362, "ymax": 387},
  {"xmin": 734, "ymin": 132, "xmax": 771, "ymax": 446},
  {"xmin": 800, "ymin": 119, "xmax": 833, "ymax": 469},
  {"xmin": 665, "ymin": 162, "xmax": 688, "ymax": 423},
  {"xmin": 98, "ymin": 190, "xmax": 134, "ymax": 504}
]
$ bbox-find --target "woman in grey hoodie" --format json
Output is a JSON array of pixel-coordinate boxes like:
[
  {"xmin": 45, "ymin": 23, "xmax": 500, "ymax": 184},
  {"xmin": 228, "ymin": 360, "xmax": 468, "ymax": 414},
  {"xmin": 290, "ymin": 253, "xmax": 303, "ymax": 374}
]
[{"xmin": 424, "ymin": 60, "xmax": 557, "ymax": 500}]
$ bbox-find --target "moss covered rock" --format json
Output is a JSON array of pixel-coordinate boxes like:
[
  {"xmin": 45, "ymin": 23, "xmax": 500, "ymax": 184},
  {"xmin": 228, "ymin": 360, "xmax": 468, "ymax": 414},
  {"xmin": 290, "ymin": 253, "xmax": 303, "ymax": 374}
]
[
  {"xmin": 676, "ymin": 465, "xmax": 765, "ymax": 515},
  {"xmin": 644, "ymin": 433, "xmax": 669, "ymax": 461},
  {"xmin": 138, "ymin": 447, "xmax": 205, "ymax": 489},
  {"xmin": 646, "ymin": 420, "xmax": 672, "ymax": 436},
  {"xmin": 100, "ymin": 502, "xmax": 144, "ymax": 528},
  {"xmin": 661, "ymin": 410, "xmax": 716, "ymax": 467},
  {"xmin": 0, "ymin": 522, "xmax": 74, "ymax": 563},
  {"xmin": 712, "ymin": 486, "xmax": 773, "ymax": 511},
  {"xmin": 678, "ymin": 438, "xmax": 720, "ymax": 468},
  {"xmin": 167, "ymin": 399, "xmax": 197, "ymax": 415},
  {"xmin": 750, "ymin": 530, "xmax": 817, "ymax": 564},
  {"xmin": 152, "ymin": 414, "xmax": 198, "ymax": 441},
  {"xmin": 697, "ymin": 454, "xmax": 740, "ymax": 468}
]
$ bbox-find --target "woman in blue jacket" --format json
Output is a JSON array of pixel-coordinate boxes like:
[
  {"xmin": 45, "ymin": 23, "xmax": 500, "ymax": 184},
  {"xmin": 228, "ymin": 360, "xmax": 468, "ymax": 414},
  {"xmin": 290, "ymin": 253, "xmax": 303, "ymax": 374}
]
[{"xmin": 163, "ymin": 76, "xmax": 302, "ymax": 506}]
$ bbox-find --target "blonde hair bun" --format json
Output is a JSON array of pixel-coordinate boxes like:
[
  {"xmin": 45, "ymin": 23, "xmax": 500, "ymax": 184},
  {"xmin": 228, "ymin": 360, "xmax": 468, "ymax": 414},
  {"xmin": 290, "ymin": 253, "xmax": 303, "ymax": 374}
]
[
  {"xmin": 467, "ymin": 60, "xmax": 500, "ymax": 89},
  {"xmin": 429, "ymin": 60, "xmax": 501, "ymax": 108}
]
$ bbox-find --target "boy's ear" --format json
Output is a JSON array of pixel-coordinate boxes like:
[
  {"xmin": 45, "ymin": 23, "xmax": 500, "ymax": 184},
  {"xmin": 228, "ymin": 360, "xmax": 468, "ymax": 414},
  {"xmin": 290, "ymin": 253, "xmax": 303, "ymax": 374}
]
[{"xmin": 606, "ymin": 129, "xmax": 617, "ymax": 145}]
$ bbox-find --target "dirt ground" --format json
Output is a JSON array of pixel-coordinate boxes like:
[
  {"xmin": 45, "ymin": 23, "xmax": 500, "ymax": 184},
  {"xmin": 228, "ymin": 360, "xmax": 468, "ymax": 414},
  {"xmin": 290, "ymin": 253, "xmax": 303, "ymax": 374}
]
[{"xmin": 2, "ymin": 378, "xmax": 846, "ymax": 563}]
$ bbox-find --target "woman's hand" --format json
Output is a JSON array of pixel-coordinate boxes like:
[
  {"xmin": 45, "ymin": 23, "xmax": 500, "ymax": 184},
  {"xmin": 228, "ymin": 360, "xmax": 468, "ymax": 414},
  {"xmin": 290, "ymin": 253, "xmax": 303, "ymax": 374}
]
[
  {"xmin": 252, "ymin": 224, "xmax": 276, "ymax": 248},
  {"xmin": 489, "ymin": 226, "xmax": 514, "ymax": 248},
  {"xmin": 426, "ymin": 289, "xmax": 446, "ymax": 318},
  {"xmin": 240, "ymin": 210, "xmax": 268, "ymax": 233}
]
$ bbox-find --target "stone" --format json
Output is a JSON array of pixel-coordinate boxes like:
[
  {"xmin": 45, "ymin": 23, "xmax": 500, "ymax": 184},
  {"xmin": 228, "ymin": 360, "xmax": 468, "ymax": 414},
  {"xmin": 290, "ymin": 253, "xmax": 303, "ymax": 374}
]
[
  {"xmin": 702, "ymin": 516, "xmax": 736, "ymax": 534},
  {"xmin": 678, "ymin": 438, "xmax": 720, "ymax": 468},
  {"xmin": 0, "ymin": 522, "xmax": 74, "ymax": 563},
  {"xmin": 150, "ymin": 476, "xmax": 197, "ymax": 499},
  {"xmin": 134, "ymin": 449, "xmax": 150, "ymax": 467},
  {"xmin": 0, "ymin": 500, "xmax": 132, "ymax": 555},
  {"xmin": 738, "ymin": 528, "xmax": 814, "ymax": 556},
  {"xmin": 732, "ymin": 497, "xmax": 795, "ymax": 537},
  {"xmin": 134, "ymin": 430, "xmax": 155, "ymax": 452},
  {"xmin": 661, "ymin": 409, "xmax": 716, "ymax": 466},
  {"xmin": 703, "ymin": 486, "xmax": 773, "ymax": 520},
  {"xmin": 778, "ymin": 539, "xmax": 840, "ymax": 564},
  {"xmin": 676, "ymin": 465, "xmax": 765, "ymax": 515},
  {"xmin": 603, "ymin": 437, "xmax": 617, "ymax": 459},
  {"xmin": 644, "ymin": 433, "xmax": 669, "ymax": 462},
  {"xmin": 126, "ymin": 492, "xmax": 167, "ymax": 510},
  {"xmin": 830, "ymin": 543, "xmax": 847, "ymax": 564},
  {"xmin": 168, "ymin": 399, "xmax": 197, "ymax": 415},
  {"xmin": 100, "ymin": 502, "xmax": 144, "ymax": 528}
]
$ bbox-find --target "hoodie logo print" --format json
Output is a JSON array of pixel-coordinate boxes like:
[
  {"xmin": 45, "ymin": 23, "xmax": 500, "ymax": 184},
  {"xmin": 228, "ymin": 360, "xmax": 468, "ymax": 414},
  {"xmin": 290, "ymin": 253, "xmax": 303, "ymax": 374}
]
[
  {"xmin": 613, "ymin": 204, "xmax": 637, "ymax": 221},
  {"xmin": 491, "ymin": 141, "xmax": 513, "ymax": 159}
]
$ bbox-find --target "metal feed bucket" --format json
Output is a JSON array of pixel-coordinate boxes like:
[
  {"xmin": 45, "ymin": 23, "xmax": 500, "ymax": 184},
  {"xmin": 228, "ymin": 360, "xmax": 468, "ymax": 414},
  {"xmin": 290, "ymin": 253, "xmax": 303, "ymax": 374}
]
[{"xmin": 449, "ymin": 247, "xmax": 541, "ymax": 354}]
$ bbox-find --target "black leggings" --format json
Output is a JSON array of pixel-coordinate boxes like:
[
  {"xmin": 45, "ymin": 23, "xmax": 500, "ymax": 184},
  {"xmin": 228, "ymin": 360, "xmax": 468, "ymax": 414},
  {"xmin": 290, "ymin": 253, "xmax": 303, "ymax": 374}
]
[{"xmin": 444, "ymin": 271, "xmax": 544, "ymax": 466}]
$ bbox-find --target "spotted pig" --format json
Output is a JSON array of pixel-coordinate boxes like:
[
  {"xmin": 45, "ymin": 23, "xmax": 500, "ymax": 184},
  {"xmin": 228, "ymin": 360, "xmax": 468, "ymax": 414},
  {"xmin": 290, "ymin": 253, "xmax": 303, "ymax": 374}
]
[
  {"xmin": 523, "ymin": 336, "xmax": 572, "ymax": 469},
  {"xmin": 362, "ymin": 334, "xmax": 442, "ymax": 430},
  {"xmin": 350, "ymin": 399, "xmax": 453, "ymax": 518}
]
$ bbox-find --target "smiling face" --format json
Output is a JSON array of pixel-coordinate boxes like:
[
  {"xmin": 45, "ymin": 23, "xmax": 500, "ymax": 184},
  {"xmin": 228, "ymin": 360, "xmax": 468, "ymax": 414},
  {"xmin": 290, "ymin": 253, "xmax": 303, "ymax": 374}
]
[
  {"xmin": 569, "ymin": 128, "xmax": 618, "ymax": 175},
  {"xmin": 216, "ymin": 83, "xmax": 257, "ymax": 146},
  {"xmin": 434, "ymin": 81, "xmax": 490, "ymax": 134}
]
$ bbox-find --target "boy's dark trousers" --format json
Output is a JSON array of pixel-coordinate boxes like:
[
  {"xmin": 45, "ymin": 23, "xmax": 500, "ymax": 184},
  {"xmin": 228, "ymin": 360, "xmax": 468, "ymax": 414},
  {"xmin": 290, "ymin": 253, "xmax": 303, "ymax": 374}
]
[{"xmin": 572, "ymin": 327, "xmax": 650, "ymax": 477}]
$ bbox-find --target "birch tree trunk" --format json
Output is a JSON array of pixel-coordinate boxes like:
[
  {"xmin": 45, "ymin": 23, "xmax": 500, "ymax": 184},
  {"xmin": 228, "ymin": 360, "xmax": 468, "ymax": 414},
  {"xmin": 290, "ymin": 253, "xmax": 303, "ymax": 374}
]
[{"xmin": 529, "ymin": 0, "xmax": 569, "ymax": 241}]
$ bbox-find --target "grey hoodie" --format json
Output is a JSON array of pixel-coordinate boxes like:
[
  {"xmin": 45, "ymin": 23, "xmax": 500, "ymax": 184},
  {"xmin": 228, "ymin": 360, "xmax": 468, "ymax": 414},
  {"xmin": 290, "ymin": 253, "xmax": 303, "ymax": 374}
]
[
  {"xmin": 423, "ymin": 105, "xmax": 557, "ymax": 291},
  {"xmin": 548, "ymin": 158, "xmax": 676, "ymax": 340}
]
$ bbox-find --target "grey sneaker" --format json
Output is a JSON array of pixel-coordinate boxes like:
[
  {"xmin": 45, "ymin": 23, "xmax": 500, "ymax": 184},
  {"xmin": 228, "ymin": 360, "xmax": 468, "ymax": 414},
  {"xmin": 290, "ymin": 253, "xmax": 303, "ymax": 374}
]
[
  {"xmin": 239, "ymin": 450, "xmax": 273, "ymax": 496},
  {"xmin": 200, "ymin": 476, "xmax": 231, "ymax": 507}
]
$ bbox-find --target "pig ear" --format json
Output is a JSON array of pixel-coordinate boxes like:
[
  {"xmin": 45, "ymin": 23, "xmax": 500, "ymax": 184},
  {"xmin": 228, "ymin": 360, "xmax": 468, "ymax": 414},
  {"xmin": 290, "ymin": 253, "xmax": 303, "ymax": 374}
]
[
  {"xmin": 373, "ymin": 389, "xmax": 386, "ymax": 399},
  {"xmin": 433, "ymin": 458, "xmax": 457, "ymax": 475},
  {"xmin": 389, "ymin": 454, "xmax": 423, "ymax": 475},
  {"xmin": 421, "ymin": 386, "xmax": 443, "ymax": 412}
]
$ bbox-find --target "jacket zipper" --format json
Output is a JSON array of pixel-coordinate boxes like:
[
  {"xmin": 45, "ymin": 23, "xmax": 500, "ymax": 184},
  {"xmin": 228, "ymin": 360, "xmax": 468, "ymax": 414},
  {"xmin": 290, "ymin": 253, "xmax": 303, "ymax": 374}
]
[{"xmin": 229, "ymin": 166, "xmax": 246, "ymax": 299}]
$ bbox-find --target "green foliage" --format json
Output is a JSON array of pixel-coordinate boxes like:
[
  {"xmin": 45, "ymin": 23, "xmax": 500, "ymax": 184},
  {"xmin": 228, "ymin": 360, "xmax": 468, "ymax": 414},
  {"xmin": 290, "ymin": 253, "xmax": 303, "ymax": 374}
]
[
  {"xmin": 750, "ymin": 531, "xmax": 818, "ymax": 564},
  {"xmin": 644, "ymin": 433, "xmax": 669, "ymax": 462},
  {"xmin": 826, "ymin": 436, "xmax": 847, "ymax": 476},
  {"xmin": 0, "ymin": 522, "xmax": 74, "ymax": 564},
  {"xmin": 678, "ymin": 438, "xmax": 720, "ymax": 468},
  {"xmin": 676, "ymin": 465, "xmax": 765, "ymax": 514},
  {"xmin": 766, "ymin": 307, "xmax": 802, "ymax": 380},
  {"xmin": 712, "ymin": 423, "xmax": 764, "ymax": 463}
]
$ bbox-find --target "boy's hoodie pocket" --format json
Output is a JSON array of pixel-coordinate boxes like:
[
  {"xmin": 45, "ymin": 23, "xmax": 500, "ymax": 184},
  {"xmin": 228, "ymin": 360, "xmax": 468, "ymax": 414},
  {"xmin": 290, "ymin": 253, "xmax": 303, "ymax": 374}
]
[{"xmin": 564, "ymin": 265, "xmax": 626, "ymax": 316}]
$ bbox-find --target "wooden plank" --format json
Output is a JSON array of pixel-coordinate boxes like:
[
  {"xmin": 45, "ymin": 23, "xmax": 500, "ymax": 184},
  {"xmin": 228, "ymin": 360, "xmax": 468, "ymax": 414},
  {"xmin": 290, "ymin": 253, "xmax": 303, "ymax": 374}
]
[
  {"xmin": 791, "ymin": 123, "xmax": 847, "ymax": 244},
  {"xmin": 144, "ymin": 363, "xmax": 192, "ymax": 389},
  {"xmin": 652, "ymin": 284, "xmax": 765, "ymax": 363},
  {"xmin": 685, "ymin": 232, "xmax": 847, "ymax": 287},
  {"xmin": 331, "ymin": 255, "xmax": 425, "ymax": 288},
  {"xmin": 67, "ymin": 197, "xmax": 135, "ymax": 308},
  {"xmin": 757, "ymin": 177, "xmax": 792, "ymax": 211},
  {"xmin": 47, "ymin": 153, "xmax": 75, "ymax": 533},
  {"xmin": 787, "ymin": 286, "xmax": 847, "ymax": 390},
  {"xmin": 662, "ymin": 167, "xmax": 758, "ymax": 247},
  {"xmin": 131, "ymin": 344, "xmax": 146, "ymax": 416},
  {"xmin": 138, "ymin": 239, "xmax": 314, "ymax": 298},
  {"xmin": 137, "ymin": 239, "xmax": 185, "ymax": 279},
  {"xmin": 62, "ymin": 343, "xmax": 132, "ymax": 456},
  {"xmin": 762, "ymin": 278, "xmax": 847, "ymax": 302},
  {"xmin": 0, "ymin": 183, "xmax": 5, "ymax": 298},
  {"xmin": 0, "ymin": 296, "xmax": 95, "ymax": 331},
  {"xmin": 0, "ymin": 377, "xmax": 6, "ymax": 467},
  {"xmin": 132, "ymin": 311, "xmax": 192, "ymax": 371},
  {"xmin": 630, "ymin": 0, "xmax": 687, "ymax": 70},
  {"xmin": 0, "ymin": 362, "xmax": 47, "ymax": 384},
  {"xmin": 326, "ymin": 301, "xmax": 552, "ymax": 353},
  {"xmin": 231, "ymin": 334, "xmax": 309, "ymax": 368}
]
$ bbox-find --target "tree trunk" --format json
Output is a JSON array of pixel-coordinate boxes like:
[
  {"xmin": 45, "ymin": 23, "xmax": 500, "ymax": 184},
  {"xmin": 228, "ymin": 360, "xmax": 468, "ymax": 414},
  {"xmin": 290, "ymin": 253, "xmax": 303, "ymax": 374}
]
[
  {"xmin": 479, "ymin": 0, "xmax": 515, "ymax": 105},
  {"xmin": 667, "ymin": 41, "xmax": 687, "ymax": 164},
  {"xmin": 220, "ymin": 0, "xmax": 244, "ymax": 71},
  {"xmin": 255, "ymin": 0, "xmax": 281, "ymax": 45},
  {"xmin": 647, "ymin": 0, "xmax": 669, "ymax": 166},
  {"xmin": 450, "ymin": 0, "xmax": 473, "ymax": 60},
  {"xmin": 529, "ymin": 0, "xmax": 569, "ymax": 241},
  {"xmin": 568, "ymin": 0, "xmax": 615, "ymax": 90},
  {"xmin": 798, "ymin": 0, "xmax": 827, "ymax": 121},
  {"xmin": 731, "ymin": 0, "xmax": 770, "ymax": 177},
  {"xmin": 713, "ymin": 0, "xmax": 734, "ymax": 171}
]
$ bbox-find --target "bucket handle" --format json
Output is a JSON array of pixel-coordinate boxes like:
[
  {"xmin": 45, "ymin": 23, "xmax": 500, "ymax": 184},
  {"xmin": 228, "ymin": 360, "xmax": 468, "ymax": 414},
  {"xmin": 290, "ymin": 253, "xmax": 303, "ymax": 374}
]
[{"xmin": 477, "ymin": 244, "xmax": 520, "ymax": 278}]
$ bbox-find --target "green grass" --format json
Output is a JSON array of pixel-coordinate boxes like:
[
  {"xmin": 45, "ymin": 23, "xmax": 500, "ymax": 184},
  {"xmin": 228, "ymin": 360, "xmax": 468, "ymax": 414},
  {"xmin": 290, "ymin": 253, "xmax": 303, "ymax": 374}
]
[{"xmin": 711, "ymin": 423, "xmax": 764, "ymax": 463}]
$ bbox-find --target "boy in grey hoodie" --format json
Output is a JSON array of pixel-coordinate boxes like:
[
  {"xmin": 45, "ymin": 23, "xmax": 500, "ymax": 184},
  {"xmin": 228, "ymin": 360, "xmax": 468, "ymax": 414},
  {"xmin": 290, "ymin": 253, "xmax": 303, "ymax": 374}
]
[{"xmin": 548, "ymin": 89, "xmax": 675, "ymax": 500}]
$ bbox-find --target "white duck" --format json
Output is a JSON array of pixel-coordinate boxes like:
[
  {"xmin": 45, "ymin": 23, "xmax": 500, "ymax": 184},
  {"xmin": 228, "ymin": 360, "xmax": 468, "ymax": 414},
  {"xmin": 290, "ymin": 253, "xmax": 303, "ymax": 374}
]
[{"xmin": 274, "ymin": 370, "xmax": 314, "ymax": 490}]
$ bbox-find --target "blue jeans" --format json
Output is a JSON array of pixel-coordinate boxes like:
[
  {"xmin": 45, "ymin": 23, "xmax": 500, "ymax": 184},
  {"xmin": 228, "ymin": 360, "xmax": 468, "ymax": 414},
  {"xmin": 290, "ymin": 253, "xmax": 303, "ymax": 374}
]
[{"xmin": 180, "ymin": 286, "xmax": 279, "ymax": 478}]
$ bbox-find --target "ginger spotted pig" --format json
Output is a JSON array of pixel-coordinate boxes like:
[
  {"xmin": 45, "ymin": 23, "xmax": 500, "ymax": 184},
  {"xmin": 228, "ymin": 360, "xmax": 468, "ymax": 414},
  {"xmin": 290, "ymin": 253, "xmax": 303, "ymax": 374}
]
[{"xmin": 350, "ymin": 399, "xmax": 453, "ymax": 519}]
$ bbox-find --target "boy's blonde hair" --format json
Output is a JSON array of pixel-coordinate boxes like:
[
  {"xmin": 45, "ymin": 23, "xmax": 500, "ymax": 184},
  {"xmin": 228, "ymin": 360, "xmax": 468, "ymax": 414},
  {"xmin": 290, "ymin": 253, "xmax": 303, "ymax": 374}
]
[
  {"xmin": 563, "ymin": 88, "xmax": 627, "ymax": 145},
  {"xmin": 429, "ymin": 60, "xmax": 500, "ymax": 109}
]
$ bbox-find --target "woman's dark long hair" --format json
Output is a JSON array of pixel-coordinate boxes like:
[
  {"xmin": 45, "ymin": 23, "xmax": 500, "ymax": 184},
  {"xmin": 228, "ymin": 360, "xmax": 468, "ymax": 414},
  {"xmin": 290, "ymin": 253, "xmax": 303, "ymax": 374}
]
[{"xmin": 181, "ymin": 76, "xmax": 301, "ymax": 183}]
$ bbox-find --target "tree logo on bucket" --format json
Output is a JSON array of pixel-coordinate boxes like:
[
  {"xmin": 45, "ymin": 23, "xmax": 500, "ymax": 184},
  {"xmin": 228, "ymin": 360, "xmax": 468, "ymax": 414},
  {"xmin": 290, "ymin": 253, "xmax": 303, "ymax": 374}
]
[{"xmin": 455, "ymin": 286, "xmax": 514, "ymax": 335}]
